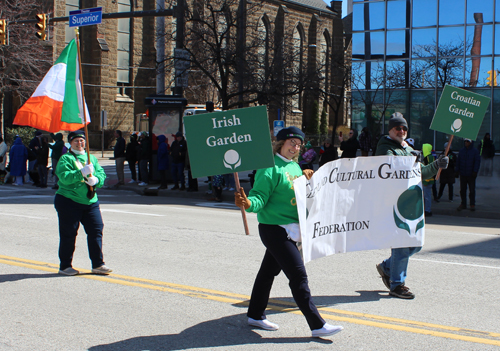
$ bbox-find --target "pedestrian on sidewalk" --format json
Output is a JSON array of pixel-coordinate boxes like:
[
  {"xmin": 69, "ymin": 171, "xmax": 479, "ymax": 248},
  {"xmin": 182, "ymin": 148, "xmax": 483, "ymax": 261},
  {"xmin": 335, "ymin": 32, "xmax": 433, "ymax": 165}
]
[
  {"xmin": 170, "ymin": 131, "xmax": 187, "ymax": 190},
  {"xmin": 422, "ymin": 143, "xmax": 435, "ymax": 217},
  {"xmin": 375, "ymin": 112, "xmax": 448, "ymax": 299},
  {"xmin": 49, "ymin": 133, "xmax": 65, "ymax": 189},
  {"xmin": 35, "ymin": 136, "xmax": 49, "ymax": 188},
  {"xmin": 114, "ymin": 130, "xmax": 126, "ymax": 186},
  {"xmin": 478, "ymin": 133, "xmax": 495, "ymax": 177},
  {"xmin": 138, "ymin": 132, "xmax": 151, "ymax": 186},
  {"xmin": 437, "ymin": 142, "xmax": 456, "ymax": 202},
  {"xmin": 157, "ymin": 135, "xmax": 170, "ymax": 189},
  {"xmin": 54, "ymin": 130, "xmax": 111, "ymax": 276},
  {"xmin": 234, "ymin": 126, "xmax": 344, "ymax": 338},
  {"xmin": 9, "ymin": 136, "xmax": 28, "ymax": 186},
  {"xmin": 125, "ymin": 133, "xmax": 139, "ymax": 183},
  {"xmin": 0, "ymin": 135, "xmax": 8, "ymax": 185},
  {"xmin": 456, "ymin": 138, "xmax": 480, "ymax": 211}
]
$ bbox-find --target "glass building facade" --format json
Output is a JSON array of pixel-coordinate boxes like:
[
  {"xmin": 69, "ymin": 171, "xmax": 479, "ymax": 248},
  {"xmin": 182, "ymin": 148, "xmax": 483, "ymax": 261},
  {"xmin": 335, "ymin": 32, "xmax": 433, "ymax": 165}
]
[{"xmin": 351, "ymin": 0, "xmax": 500, "ymax": 151}]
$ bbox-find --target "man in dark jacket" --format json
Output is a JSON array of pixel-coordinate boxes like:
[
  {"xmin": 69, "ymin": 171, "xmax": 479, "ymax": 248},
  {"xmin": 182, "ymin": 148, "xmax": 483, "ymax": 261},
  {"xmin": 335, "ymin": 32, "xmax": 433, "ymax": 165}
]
[
  {"xmin": 456, "ymin": 138, "xmax": 480, "ymax": 211},
  {"xmin": 170, "ymin": 131, "xmax": 187, "ymax": 190},
  {"xmin": 339, "ymin": 129, "xmax": 360, "ymax": 158},
  {"xmin": 157, "ymin": 135, "xmax": 170, "ymax": 189},
  {"xmin": 437, "ymin": 142, "xmax": 456, "ymax": 202},
  {"xmin": 114, "ymin": 130, "xmax": 126, "ymax": 185},
  {"xmin": 49, "ymin": 133, "xmax": 65, "ymax": 189},
  {"xmin": 375, "ymin": 112, "xmax": 449, "ymax": 299}
]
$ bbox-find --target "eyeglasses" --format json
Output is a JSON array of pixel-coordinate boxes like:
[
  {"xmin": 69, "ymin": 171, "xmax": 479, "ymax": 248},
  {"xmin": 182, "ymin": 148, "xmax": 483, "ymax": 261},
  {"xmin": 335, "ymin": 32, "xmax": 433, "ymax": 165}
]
[
  {"xmin": 288, "ymin": 139, "xmax": 303, "ymax": 148},
  {"xmin": 394, "ymin": 126, "xmax": 408, "ymax": 132}
]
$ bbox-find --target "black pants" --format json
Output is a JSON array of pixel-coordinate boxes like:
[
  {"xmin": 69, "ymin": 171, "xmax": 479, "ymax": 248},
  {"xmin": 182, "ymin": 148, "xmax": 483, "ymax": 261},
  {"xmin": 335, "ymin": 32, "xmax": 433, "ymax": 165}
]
[
  {"xmin": 128, "ymin": 161, "xmax": 137, "ymax": 181},
  {"xmin": 54, "ymin": 194, "xmax": 104, "ymax": 270},
  {"xmin": 460, "ymin": 175, "xmax": 476, "ymax": 207},
  {"xmin": 438, "ymin": 182, "xmax": 454, "ymax": 201},
  {"xmin": 247, "ymin": 224, "xmax": 325, "ymax": 330}
]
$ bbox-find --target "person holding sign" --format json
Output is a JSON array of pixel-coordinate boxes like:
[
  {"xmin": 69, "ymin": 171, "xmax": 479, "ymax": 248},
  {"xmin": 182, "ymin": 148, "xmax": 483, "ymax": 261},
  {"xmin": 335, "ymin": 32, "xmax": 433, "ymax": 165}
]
[
  {"xmin": 234, "ymin": 126, "xmax": 343, "ymax": 338},
  {"xmin": 375, "ymin": 113, "xmax": 449, "ymax": 299}
]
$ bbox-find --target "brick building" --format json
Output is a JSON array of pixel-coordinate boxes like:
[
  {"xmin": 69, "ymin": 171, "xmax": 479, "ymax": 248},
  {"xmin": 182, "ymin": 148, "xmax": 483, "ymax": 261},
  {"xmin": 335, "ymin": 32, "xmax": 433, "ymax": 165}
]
[{"xmin": 5, "ymin": 0, "xmax": 348, "ymax": 145}]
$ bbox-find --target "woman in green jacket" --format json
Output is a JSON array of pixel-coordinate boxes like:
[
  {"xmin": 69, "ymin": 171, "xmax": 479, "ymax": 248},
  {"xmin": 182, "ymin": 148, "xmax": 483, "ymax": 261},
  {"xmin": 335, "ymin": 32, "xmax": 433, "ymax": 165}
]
[{"xmin": 54, "ymin": 130, "xmax": 112, "ymax": 276}]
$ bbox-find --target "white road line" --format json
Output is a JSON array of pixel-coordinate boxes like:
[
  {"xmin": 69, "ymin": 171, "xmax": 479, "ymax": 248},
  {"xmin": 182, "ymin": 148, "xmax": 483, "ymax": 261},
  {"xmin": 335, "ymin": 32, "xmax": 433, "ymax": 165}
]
[
  {"xmin": 414, "ymin": 258, "xmax": 500, "ymax": 270},
  {"xmin": 0, "ymin": 213, "xmax": 47, "ymax": 220},
  {"xmin": 0, "ymin": 195, "xmax": 54, "ymax": 200},
  {"xmin": 101, "ymin": 209, "xmax": 164, "ymax": 217}
]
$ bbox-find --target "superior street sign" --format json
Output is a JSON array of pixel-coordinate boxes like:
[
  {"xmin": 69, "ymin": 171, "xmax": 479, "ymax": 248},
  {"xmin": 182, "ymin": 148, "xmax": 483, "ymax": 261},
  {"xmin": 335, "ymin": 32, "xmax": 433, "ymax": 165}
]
[{"xmin": 69, "ymin": 7, "xmax": 103, "ymax": 28}]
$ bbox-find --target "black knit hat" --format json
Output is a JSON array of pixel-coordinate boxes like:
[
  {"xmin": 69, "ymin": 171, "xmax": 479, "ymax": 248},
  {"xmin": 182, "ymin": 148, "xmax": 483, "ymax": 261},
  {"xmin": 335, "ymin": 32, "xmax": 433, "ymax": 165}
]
[
  {"xmin": 68, "ymin": 130, "xmax": 86, "ymax": 142},
  {"xmin": 276, "ymin": 126, "xmax": 305, "ymax": 142},
  {"xmin": 388, "ymin": 112, "xmax": 408, "ymax": 131}
]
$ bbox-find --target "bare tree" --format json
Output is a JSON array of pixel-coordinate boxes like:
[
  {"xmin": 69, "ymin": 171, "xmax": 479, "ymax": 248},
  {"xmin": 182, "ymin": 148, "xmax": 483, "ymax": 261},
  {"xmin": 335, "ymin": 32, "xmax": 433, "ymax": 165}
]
[
  {"xmin": 162, "ymin": 0, "xmax": 309, "ymax": 113},
  {"xmin": 0, "ymin": 0, "xmax": 52, "ymax": 130}
]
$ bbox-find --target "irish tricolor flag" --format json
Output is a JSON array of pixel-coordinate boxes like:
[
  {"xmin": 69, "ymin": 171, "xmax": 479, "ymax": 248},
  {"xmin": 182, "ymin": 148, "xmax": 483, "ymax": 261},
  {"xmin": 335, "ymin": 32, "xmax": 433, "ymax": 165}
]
[{"xmin": 14, "ymin": 39, "xmax": 90, "ymax": 133}]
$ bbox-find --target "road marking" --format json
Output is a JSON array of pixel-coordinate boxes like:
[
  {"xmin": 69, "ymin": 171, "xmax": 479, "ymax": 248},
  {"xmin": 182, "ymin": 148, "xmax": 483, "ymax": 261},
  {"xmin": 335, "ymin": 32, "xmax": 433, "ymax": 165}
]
[
  {"xmin": 1, "ymin": 254, "xmax": 499, "ymax": 346},
  {"xmin": 0, "ymin": 213, "xmax": 47, "ymax": 220},
  {"xmin": 100, "ymin": 209, "xmax": 164, "ymax": 217},
  {"xmin": 414, "ymin": 258, "xmax": 500, "ymax": 270}
]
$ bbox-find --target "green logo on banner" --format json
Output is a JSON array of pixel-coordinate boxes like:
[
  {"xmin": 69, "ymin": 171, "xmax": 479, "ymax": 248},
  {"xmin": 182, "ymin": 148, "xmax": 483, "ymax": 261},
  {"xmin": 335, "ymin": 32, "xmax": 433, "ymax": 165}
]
[
  {"xmin": 430, "ymin": 84, "xmax": 491, "ymax": 140},
  {"xmin": 184, "ymin": 105, "xmax": 275, "ymax": 178},
  {"xmin": 393, "ymin": 185, "xmax": 424, "ymax": 237}
]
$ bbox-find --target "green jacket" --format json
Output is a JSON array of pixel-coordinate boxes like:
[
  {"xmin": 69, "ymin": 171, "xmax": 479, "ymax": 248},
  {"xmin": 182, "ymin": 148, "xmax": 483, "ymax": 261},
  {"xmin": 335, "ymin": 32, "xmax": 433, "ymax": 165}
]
[
  {"xmin": 246, "ymin": 154, "xmax": 302, "ymax": 225},
  {"xmin": 55, "ymin": 151, "xmax": 106, "ymax": 205},
  {"xmin": 375, "ymin": 136, "xmax": 437, "ymax": 180}
]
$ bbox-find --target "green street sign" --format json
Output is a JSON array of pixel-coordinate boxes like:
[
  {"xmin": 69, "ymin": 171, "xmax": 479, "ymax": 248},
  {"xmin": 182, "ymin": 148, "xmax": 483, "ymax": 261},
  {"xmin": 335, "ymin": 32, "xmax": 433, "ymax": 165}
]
[
  {"xmin": 430, "ymin": 84, "xmax": 491, "ymax": 140},
  {"xmin": 184, "ymin": 105, "xmax": 275, "ymax": 178}
]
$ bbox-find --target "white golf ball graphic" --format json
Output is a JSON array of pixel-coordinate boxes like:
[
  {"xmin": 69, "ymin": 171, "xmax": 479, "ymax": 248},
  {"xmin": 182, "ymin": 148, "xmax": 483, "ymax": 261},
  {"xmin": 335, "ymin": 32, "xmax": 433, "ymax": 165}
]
[
  {"xmin": 223, "ymin": 149, "xmax": 241, "ymax": 170},
  {"xmin": 451, "ymin": 118, "xmax": 462, "ymax": 132}
]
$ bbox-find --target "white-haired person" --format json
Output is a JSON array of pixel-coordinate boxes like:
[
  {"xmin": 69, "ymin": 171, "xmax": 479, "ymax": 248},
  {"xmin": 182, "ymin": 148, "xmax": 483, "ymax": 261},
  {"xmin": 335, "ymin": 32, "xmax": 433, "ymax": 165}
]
[{"xmin": 234, "ymin": 126, "xmax": 343, "ymax": 338}]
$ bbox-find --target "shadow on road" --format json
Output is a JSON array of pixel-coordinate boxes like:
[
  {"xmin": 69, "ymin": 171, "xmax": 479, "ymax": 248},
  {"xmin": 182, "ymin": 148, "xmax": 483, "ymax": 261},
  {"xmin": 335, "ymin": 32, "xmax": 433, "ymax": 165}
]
[
  {"xmin": 428, "ymin": 236, "xmax": 500, "ymax": 260},
  {"xmin": 0, "ymin": 272, "xmax": 60, "ymax": 283},
  {"xmin": 88, "ymin": 313, "xmax": 334, "ymax": 351}
]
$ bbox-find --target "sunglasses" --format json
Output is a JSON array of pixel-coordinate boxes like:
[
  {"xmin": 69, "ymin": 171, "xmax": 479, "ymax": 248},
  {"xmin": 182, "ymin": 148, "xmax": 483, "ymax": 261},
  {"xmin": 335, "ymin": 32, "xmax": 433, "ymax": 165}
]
[{"xmin": 394, "ymin": 126, "xmax": 408, "ymax": 132}]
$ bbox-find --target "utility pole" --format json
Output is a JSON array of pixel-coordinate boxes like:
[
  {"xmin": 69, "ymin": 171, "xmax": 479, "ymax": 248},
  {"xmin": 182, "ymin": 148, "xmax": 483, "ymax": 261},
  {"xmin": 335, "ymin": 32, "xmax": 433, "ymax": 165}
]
[
  {"xmin": 156, "ymin": 1, "xmax": 166, "ymax": 94},
  {"xmin": 173, "ymin": 0, "xmax": 185, "ymax": 96}
]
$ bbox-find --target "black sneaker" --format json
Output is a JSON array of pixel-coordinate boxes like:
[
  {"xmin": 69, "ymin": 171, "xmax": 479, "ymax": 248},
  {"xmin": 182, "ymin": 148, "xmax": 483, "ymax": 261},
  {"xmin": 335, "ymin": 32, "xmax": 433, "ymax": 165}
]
[
  {"xmin": 376, "ymin": 264, "xmax": 390, "ymax": 289},
  {"xmin": 389, "ymin": 284, "xmax": 415, "ymax": 299},
  {"xmin": 457, "ymin": 204, "xmax": 466, "ymax": 211}
]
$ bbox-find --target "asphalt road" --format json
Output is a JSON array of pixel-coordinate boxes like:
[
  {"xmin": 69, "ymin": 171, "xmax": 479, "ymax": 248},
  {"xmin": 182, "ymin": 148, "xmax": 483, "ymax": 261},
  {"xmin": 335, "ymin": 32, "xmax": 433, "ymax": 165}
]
[{"xmin": 0, "ymin": 178, "xmax": 499, "ymax": 351}]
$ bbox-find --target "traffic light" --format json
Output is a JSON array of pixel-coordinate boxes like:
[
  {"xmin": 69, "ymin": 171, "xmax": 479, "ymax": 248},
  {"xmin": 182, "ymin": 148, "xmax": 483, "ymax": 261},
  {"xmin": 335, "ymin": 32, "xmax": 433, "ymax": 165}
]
[
  {"xmin": 0, "ymin": 20, "xmax": 7, "ymax": 45},
  {"xmin": 486, "ymin": 70, "xmax": 498, "ymax": 86},
  {"xmin": 35, "ymin": 14, "xmax": 47, "ymax": 41}
]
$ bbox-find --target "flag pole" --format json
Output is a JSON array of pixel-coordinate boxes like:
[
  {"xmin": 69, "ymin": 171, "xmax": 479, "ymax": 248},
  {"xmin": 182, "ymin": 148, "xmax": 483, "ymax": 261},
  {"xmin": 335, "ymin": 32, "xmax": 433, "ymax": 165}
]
[{"xmin": 74, "ymin": 29, "xmax": 91, "ymax": 165}]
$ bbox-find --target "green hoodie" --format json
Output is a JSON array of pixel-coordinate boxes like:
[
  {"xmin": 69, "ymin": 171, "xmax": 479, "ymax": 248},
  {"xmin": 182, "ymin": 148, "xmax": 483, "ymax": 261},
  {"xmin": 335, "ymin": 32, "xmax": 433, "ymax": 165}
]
[
  {"xmin": 55, "ymin": 151, "xmax": 106, "ymax": 205},
  {"xmin": 246, "ymin": 154, "xmax": 302, "ymax": 225},
  {"xmin": 376, "ymin": 136, "xmax": 438, "ymax": 181}
]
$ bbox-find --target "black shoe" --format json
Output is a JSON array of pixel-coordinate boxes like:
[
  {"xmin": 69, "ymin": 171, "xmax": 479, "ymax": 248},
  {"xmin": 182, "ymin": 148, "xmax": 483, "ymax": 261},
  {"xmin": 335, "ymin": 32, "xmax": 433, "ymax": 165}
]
[
  {"xmin": 457, "ymin": 204, "xmax": 466, "ymax": 211},
  {"xmin": 158, "ymin": 185, "xmax": 168, "ymax": 189},
  {"xmin": 434, "ymin": 198, "xmax": 439, "ymax": 203},
  {"xmin": 425, "ymin": 211, "xmax": 432, "ymax": 217},
  {"xmin": 470, "ymin": 205, "xmax": 475, "ymax": 211},
  {"xmin": 389, "ymin": 284, "xmax": 415, "ymax": 299},
  {"xmin": 180, "ymin": 186, "xmax": 186, "ymax": 191},
  {"xmin": 171, "ymin": 185, "xmax": 179, "ymax": 190},
  {"xmin": 376, "ymin": 264, "xmax": 390, "ymax": 289}
]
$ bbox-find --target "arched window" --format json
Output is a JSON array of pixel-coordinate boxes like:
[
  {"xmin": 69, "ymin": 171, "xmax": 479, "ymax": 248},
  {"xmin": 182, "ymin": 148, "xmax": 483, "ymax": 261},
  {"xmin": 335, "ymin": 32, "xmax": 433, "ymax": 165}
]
[
  {"xmin": 256, "ymin": 15, "xmax": 270, "ymax": 81},
  {"xmin": 291, "ymin": 24, "xmax": 305, "ymax": 110},
  {"xmin": 117, "ymin": 0, "xmax": 132, "ymax": 98},
  {"xmin": 319, "ymin": 30, "xmax": 331, "ymax": 92}
]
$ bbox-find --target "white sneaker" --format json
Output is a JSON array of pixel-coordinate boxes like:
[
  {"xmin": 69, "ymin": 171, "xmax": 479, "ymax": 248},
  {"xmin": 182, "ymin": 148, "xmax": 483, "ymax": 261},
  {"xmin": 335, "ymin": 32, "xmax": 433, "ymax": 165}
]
[
  {"xmin": 138, "ymin": 182, "xmax": 148, "ymax": 186},
  {"xmin": 247, "ymin": 317, "xmax": 279, "ymax": 331},
  {"xmin": 128, "ymin": 180, "xmax": 136, "ymax": 184},
  {"xmin": 59, "ymin": 267, "xmax": 79, "ymax": 276},
  {"xmin": 311, "ymin": 323, "xmax": 343, "ymax": 338},
  {"xmin": 229, "ymin": 187, "xmax": 235, "ymax": 191},
  {"xmin": 92, "ymin": 265, "xmax": 113, "ymax": 275}
]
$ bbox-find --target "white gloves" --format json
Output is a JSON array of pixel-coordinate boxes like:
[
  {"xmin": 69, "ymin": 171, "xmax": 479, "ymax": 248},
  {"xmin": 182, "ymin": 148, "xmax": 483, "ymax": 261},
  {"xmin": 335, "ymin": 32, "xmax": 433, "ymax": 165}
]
[
  {"xmin": 85, "ymin": 175, "xmax": 99, "ymax": 186},
  {"xmin": 80, "ymin": 163, "xmax": 95, "ymax": 177}
]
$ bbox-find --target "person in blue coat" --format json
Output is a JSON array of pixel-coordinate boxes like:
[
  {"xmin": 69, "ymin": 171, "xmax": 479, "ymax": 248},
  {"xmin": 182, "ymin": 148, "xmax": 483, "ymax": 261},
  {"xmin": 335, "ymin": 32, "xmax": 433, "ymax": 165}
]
[
  {"xmin": 9, "ymin": 136, "xmax": 28, "ymax": 186},
  {"xmin": 157, "ymin": 135, "xmax": 170, "ymax": 189},
  {"xmin": 455, "ymin": 138, "xmax": 481, "ymax": 211}
]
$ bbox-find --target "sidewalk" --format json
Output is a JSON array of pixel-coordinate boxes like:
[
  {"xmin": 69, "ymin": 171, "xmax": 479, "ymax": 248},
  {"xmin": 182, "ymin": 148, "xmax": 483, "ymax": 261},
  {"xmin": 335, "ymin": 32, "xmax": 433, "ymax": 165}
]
[{"xmin": 96, "ymin": 152, "xmax": 499, "ymax": 220}]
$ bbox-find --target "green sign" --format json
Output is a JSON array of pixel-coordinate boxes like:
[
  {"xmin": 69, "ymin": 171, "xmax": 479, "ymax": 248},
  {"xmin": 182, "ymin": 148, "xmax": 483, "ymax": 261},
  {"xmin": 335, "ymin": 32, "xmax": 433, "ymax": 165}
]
[
  {"xmin": 184, "ymin": 105, "xmax": 274, "ymax": 178},
  {"xmin": 430, "ymin": 84, "xmax": 491, "ymax": 140}
]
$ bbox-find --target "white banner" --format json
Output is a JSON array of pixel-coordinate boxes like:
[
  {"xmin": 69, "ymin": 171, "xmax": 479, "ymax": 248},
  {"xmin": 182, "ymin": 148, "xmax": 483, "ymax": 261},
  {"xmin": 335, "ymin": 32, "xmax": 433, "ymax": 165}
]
[{"xmin": 294, "ymin": 156, "xmax": 425, "ymax": 264}]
